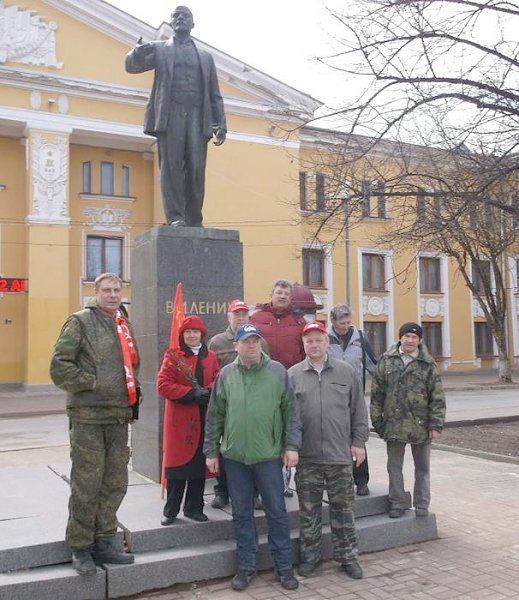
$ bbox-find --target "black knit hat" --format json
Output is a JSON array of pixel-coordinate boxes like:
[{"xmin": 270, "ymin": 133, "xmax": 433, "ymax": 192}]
[{"xmin": 398, "ymin": 322, "xmax": 423, "ymax": 339}]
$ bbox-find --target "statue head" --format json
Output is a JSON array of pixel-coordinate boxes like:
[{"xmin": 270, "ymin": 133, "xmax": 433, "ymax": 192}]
[{"xmin": 171, "ymin": 6, "xmax": 194, "ymax": 37}]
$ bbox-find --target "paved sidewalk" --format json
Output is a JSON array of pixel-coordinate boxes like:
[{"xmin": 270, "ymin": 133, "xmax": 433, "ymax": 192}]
[
  {"xmin": 125, "ymin": 437, "xmax": 519, "ymax": 600},
  {"xmin": 1, "ymin": 369, "xmax": 518, "ymax": 419}
]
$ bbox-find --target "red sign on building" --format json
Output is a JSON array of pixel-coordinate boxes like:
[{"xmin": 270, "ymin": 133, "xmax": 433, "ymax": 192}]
[{"xmin": 0, "ymin": 278, "xmax": 27, "ymax": 293}]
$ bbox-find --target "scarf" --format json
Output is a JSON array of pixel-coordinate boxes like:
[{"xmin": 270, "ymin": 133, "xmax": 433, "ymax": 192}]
[{"xmin": 115, "ymin": 309, "xmax": 138, "ymax": 406}]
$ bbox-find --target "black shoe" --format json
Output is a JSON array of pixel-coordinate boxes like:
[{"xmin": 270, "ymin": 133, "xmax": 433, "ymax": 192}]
[
  {"xmin": 211, "ymin": 495, "xmax": 229, "ymax": 509},
  {"xmin": 341, "ymin": 558, "xmax": 363, "ymax": 579},
  {"xmin": 71, "ymin": 549, "xmax": 96, "ymax": 575},
  {"xmin": 284, "ymin": 489, "xmax": 294, "ymax": 498},
  {"xmin": 356, "ymin": 483, "xmax": 370, "ymax": 496},
  {"xmin": 278, "ymin": 570, "xmax": 299, "ymax": 590},
  {"xmin": 183, "ymin": 511, "xmax": 209, "ymax": 522},
  {"xmin": 253, "ymin": 495, "xmax": 263, "ymax": 511},
  {"xmin": 231, "ymin": 569, "xmax": 256, "ymax": 590},
  {"xmin": 161, "ymin": 515, "xmax": 176, "ymax": 526},
  {"xmin": 389, "ymin": 508, "xmax": 406, "ymax": 519},
  {"xmin": 93, "ymin": 540, "xmax": 134, "ymax": 565},
  {"xmin": 297, "ymin": 562, "xmax": 318, "ymax": 578},
  {"xmin": 415, "ymin": 507, "xmax": 429, "ymax": 517}
]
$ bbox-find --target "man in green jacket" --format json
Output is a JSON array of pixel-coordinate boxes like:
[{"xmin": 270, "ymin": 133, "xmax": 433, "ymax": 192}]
[
  {"xmin": 370, "ymin": 322, "xmax": 446, "ymax": 519},
  {"xmin": 204, "ymin": 324, "xmax": 301, "ymax": 592},
  {"xmin": 50, "ymin": 273, "xmax": 138, "ymax": 575}
]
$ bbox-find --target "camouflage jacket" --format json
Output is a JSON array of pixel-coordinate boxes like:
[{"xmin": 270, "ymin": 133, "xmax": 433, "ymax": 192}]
[
  {"xmin": 370, "ymin": 342, "xmax": 445, "ymax": 444},
  {"xmin": 50, "ymin": 306, "xmax": 139, "ymax": 423}
]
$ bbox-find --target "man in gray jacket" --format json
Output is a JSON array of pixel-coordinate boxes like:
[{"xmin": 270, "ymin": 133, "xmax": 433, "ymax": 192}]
[
  {"xmin": 288, "ymin": 321, "xmax": 369, "ymax": 580},
  {"xmin": 328, "ymin": 304, "xmax": 377, "ymax": 496}
]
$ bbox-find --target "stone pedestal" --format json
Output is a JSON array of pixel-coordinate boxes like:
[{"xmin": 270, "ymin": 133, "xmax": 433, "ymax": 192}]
[{"xmin": 130, "ymin": 225, "xmax": 243, "ymax": 481}]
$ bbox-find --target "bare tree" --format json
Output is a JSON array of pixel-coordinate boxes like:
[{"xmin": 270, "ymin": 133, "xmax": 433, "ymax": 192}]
[{"xmin": 294, "ymin": 0, "xmax": 519, "ymax": 380}]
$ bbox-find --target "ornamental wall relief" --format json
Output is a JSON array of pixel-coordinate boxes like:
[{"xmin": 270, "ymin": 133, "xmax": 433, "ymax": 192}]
[
  {"xmin": 419, "ymin": 297, "xmax": 445, "ymax": 318},
  {"xmin": 0, "ymin": 1, "xmax": 63, "ymax": 68},
  {"xmin": 27, "ymin": 135, "xmax": 69, "ymax": 224},
  {"xmin": 83, "ymin": 205, "xmax": 131, "ymax": 232},
  {"xmin": 362, "ymin": 295, "xmax": 389, "ymax": 316}
]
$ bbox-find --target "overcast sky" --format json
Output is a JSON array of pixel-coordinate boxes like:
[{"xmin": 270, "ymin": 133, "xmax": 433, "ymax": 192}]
[{"xmin": 106, "ymin": 0, "xmax": 349, "ymax": 109}]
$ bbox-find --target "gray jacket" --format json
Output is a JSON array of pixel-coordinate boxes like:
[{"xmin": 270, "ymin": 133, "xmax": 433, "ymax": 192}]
[
  {"xmin": 288, "ymin": 356, "xmax": 369, "ymax": 465},
  {"xmin": 327, "ymin": 324, "xmax": 377, "ymax": 378}
]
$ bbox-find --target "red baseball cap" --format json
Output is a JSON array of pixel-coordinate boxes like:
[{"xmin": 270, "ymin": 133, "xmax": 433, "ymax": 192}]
[
  {"xmin": 229, "ymin": 299, "xmax": 249, "ymax": 313},
  {"xmin": 302, "ymin": 321, "xmax": 327, "ymax": 336}
]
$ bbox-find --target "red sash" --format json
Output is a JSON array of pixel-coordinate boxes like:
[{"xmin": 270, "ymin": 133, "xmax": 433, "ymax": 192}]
[{"xmin": 115, "ymin": 310, "xmax": 138, "ymax": 406}]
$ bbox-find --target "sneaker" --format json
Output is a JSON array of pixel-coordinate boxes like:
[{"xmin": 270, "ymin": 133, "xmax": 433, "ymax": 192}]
[
  {"xmin": 389, "ymin": 508, "xmax": 406, "ymax": 519},
  {"xmin": 71, "ymin": 549, "xmax": 96, "ymax": 575},
  {"xmin": 94, "ymin": 540, "xmax": 134, "ymax": 565},
  {"xmin": 183, "ymin": 511, "xmax": 209, "ymax": 522},
  {"xmin": 297, "ymin": 562, "xmax": 318, "ymax": 578},
  {"xmin": 254, "ymin": 495, "xmax": 263, "ymax": 510},
  {"xmin": 160, "ymin": 515, "xmax": 176, "ymax": 526},
  {"xmin": 284, "ymin": 489, "xmax": 294, "ymax": 498},
  {"xmin": 278, "ymin": 570, "xmax": 299, "ymax": 590},
  {"xmin": 356, "ymin": 483, "xmax": 370, "ymax": 496},
  {"xmin": 211, "ymin": 495, "xmax": 229, "ymax": 509},
  {"xmin": 415, "ymin": 507, "xmax": 429, "ymax": 517},
  {"xmin": 341, "ymin": 558, "xmax": 363, "ymax": 579},
  {"xmin": 231, "ymin": 569, "xmax": 256, "ymax": 590}
]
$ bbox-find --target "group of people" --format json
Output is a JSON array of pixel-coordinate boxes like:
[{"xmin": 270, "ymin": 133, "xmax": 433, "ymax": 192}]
[{"xmin": 50, "ymin": 274, "xmax": 446, "ymax": 592}]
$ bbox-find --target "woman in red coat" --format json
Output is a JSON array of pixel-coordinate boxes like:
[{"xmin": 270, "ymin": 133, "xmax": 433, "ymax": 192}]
[{"xmin": 157, "ymin": 315, "xmax": 219, "ymax": 524}]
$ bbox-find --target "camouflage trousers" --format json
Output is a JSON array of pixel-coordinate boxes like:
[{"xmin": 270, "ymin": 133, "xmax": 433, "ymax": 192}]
[
  {"xmin": 66, "ymin": 420, "xmax": 130, "ymax": 551},
  {"xmin": 295, "ymin": 462, "xmax": 357, "ymax": 566}
]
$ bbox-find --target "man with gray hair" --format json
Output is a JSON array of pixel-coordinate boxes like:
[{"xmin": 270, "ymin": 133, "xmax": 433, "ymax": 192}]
[
  {"xmin": 328, "ymin": 304, "xmax": 377, "ymax": 496},
  {"xmin": 50, "ymin": 273, "xmax": 139, "ymax": 575}
]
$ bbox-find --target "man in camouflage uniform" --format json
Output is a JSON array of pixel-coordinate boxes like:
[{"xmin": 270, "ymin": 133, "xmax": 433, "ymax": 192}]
[
  {"xmin": 370, "ymin": 322, "xmax": 446, "ymax": 519},
  {"xmin": 288, "ymin": 321, "xmax": 369, "ymax": 580},
  {"xmin": 50, "ymin": 273, "xmax": 138, "ymax": 575}
]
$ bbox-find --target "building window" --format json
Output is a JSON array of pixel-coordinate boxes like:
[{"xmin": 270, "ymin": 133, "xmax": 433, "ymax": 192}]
[
  {"xmin": 299, "ymin": 172, "xmax": 307, "ymax": 210},
  {"xmin": 416, "ymin": 189, "xmax": 442, "ymax": 221},
  {"xmin": 100, "ymin": 161, "xmax": 114, "ymax": 196},
  {"xmin": 315, "ymin": 173, "xmax": 325, "ymax": 212},
  {"xmin": 363, "ymin": 321, "xmax": 386, "ymax": 359},
  {"xmin": 121, "ymin": 165, "xmax": 130, "ymax": 197},
  {"xmin": 419, "ymin": 257, "xmax": 441, "ymax": 293},
  {"xmin": 300, "ymin": 171, "xmax": 327, "ymax": 212},
  {"xmin": 362, "ymin": 253, "xmax": 386, "ymax": 291},
  {"xmin": 472, "ymin": 259, "xmax": 491, "ymax": 294},
  {"xmin": 361, "ymin": 179, "xmax": 387, "ymax": 218},
  {"xmin": 422, "ymin": 322, "xmax": 443, "ymax": 357},
  {"xmin": 82, "ymin": 161, "xmax": 91, "ymax": 194},
  {"xmin": 302, "ymin": 248, "xmax": 325, "ymax": 288},
  {"xmin": 86, "ymin": 236, "xmax": 123, "ymax": 280},
  {"xmin": 474, "ymin": 322, "xmax": 494, "ymax": 356}
]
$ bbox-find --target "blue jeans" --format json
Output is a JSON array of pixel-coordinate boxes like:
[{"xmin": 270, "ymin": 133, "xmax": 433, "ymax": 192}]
[{"xmin": 224, "ymin": 458, "xmax": 293, "ymax": 573}]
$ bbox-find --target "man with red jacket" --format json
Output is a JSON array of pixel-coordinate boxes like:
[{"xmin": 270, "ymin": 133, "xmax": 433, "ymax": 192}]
[{"xmin": 250, "ymin": 279, "xmax": 306, "ymax": 370}]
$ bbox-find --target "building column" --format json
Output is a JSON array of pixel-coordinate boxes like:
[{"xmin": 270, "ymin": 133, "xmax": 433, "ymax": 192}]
[{"xmin": 24, "ymin": 128, "xmax": 71, "ymax": 388}]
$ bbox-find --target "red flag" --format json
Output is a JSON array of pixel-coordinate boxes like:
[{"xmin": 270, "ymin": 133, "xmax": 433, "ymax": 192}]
[
  {"xmin": 162, "ymin": 282, "xmax": 185, "ymax": 496},
  {"xmin": 169, "ymin": 282, "xmax": 185, "ymax": 351}
]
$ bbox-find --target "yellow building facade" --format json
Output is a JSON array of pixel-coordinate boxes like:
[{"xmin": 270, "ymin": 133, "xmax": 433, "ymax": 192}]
[{"xmin": 0, "ymin": 0, "xmax": 517, "ymax": 387}]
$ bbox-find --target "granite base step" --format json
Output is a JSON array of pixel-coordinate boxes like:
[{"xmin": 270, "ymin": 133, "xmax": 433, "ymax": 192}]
[{"xmin": 0, "ymin": 510, "xmax": 437, "ymax": 600}]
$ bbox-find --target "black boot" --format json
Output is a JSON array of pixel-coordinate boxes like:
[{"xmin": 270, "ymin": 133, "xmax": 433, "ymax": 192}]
[
  {"xmin": 71, "ymin": 549, "xmax": 96, "ymax": 575},
  {"xmin": 94, "ymin": 539, "xmax": 134, "ymax": 564}
]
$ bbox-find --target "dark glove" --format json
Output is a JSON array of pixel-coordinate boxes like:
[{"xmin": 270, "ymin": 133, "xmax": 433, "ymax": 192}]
[{"xmin": 194, "ymin": 388, "xmax": 211, "ymax": 406}]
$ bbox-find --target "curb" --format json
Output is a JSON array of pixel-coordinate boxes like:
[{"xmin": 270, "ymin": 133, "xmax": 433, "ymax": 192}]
[{"xmin": 432, "ymin": 442, "xmax": 519, "ymax": 465}]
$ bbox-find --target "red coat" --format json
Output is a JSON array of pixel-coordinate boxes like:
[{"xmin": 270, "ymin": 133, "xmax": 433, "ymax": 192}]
[
  {"xmin": 250, "ymin": 304, "xmax": 306, "ymax": 369},
  {"xmin": 157, "ymin": 349, "xmax": 219, "ymax": 469}
]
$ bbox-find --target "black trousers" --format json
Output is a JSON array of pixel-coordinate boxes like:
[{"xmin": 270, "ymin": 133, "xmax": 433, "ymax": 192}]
[
  {"xmin": 353, "ymin": 452, "xmax": 369, "ymax": 487},
  {"xmin": 164, "ymin": 478, "xmax": 205, "ymax": 517}
]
